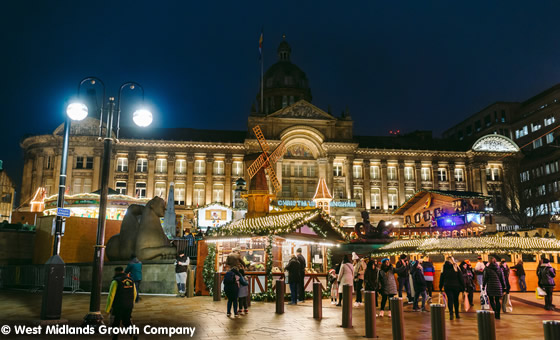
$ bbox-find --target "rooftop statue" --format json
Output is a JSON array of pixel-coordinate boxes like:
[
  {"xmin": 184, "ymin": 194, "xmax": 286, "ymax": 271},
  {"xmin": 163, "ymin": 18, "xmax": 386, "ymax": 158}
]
[
  {"xmin": 106, "ymin": 196, "xmax": 177, "ymax": 261},
  {"xmin": 354, "ymin": 211, "xmax": 393, "ymax": 239}
]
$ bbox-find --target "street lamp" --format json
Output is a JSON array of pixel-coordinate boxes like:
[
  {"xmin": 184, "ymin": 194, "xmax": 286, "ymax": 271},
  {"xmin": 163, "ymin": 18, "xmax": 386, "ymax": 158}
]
[
  {"xmin": 70, "ymin": 77, "xmax": 152, "ymax": 326},
  {"xmin": 40, "ymin": 96, "xmax": 89, "ymax": 320}
]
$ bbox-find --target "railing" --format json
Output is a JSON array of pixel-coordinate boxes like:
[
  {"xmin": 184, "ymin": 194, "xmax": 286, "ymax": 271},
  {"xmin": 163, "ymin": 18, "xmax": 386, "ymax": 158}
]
[
  {"xmin": 0, "ymin": 265, "xmax": 82, "ymax": 293},
  {"xmin": 171, "ymin": 238, "xmax": 198, "ymax": 258}
]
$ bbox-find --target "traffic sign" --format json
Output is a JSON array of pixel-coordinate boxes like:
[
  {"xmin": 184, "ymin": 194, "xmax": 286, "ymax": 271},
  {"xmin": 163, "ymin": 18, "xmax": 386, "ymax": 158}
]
[{"xmin": 56, "ymin": 208, "xmax": 71, "ymax": 217}]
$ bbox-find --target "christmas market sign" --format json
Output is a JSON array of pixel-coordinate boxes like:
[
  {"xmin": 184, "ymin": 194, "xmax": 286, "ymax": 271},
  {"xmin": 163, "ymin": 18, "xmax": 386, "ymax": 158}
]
[{"xmin": 275, "ymin": 199, "xmax": 357, "ymax": 208}]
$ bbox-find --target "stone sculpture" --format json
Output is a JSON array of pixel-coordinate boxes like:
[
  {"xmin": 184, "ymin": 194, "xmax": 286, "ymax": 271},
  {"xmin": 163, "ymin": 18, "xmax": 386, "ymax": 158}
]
[
  {"xmin": 353, "ymin": 211, "xmax": 393, "ymax": 239},
  {"xmin": 106, "ymin": 196, "xmax": 177, "ymax": 261}
]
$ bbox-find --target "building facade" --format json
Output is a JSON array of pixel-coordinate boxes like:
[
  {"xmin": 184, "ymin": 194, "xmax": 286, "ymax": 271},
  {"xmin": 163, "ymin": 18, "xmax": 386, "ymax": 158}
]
[
  {"xmin": 19, "ymin": 39, "xmax": 516, "ymax": 229},
  {"xmin": 0, "ymin": 161, "xmax": 15, "ymax": 222}
]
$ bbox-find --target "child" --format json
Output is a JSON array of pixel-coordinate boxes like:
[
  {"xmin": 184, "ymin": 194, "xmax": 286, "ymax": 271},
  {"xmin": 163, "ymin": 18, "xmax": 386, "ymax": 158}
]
[
  {"xmin": 328, "ymin": 268, "xmax": 339, "ymax": 304},
  {"xmin": 238, "ymin": 269, "xmax": 249, "ymax": 315}
]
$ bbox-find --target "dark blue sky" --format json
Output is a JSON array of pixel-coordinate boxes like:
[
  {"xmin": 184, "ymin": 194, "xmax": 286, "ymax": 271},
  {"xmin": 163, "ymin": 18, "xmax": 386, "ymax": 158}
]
[{"xmin": 2, "ymin": 1, "xmax": 560, "ymax": 195}]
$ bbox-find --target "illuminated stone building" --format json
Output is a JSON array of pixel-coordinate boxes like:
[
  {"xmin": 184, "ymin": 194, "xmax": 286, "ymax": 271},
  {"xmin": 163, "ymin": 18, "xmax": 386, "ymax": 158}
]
[
  {"xmin": 0, "ymin": 161, "xmax": 15, "ymax": 222},
  {"xmin": 19, "ymin": 38, "xmax": 517, "ymax": 230}
]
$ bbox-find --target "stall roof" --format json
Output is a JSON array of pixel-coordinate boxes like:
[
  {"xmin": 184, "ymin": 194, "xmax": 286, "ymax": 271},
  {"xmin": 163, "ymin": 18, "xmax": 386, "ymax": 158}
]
[
  {"xmin": 392, "ymin": 189, "xmax": 488, "ymax": 215},
  {"xmin": 377, "ymin": 236, "xmax": 560, "ymax": 255},
  {"xmin": 208, "ymin": 209, "xmax": 348, "ymax": 241}
]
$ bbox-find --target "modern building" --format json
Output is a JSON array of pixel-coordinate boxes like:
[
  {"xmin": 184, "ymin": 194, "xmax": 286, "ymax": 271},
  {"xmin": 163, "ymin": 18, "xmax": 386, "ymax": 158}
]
[
  {"xmin": 19, "ymin": 38, "xmax": 517, "ymax": 231},
  {"xmin": 444, "ymin": 84, "xmax": 560, "ymax": 226},
  {"xmin": 0, "ymin": 161, "xmax": 15, "ymax": 222}
]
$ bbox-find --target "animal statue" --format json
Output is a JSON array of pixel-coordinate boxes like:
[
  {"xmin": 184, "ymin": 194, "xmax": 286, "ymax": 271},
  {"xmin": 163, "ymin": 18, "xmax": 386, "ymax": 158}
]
[
  {"xmin": 106, "ymin": 197, "xmax": 177, "ymax": 261},
  {"xmin": 353, "ymin": 211, "xmax": 394, "ymax": 239}
]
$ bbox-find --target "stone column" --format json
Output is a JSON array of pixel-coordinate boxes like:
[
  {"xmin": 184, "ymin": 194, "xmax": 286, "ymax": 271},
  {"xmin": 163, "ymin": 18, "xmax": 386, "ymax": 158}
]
[
  {"xmin": 205, "ymin": 157, "xmax": 214, "ymax": 204},
  {"xmin": 415, "ymin": 161, "xmax": 422, "ymax": 191},
  {"xmin": 449, "ymin": 163, "xmax": 456, "ymax": 191},
  {"xmin": 381, "ymin": 160, "xmax": 388, "ymax": 210},
  {"xmin": 472, "ymin": 166, "xmax": 481, "ymax": 193},
  {"xmin": 432, "ymin": 161, "xmax": 439, "ymax": 189},
  {"xmin": 344, "ymin": 157, "xmax": 353, "ymax": 199},
  {"xmin": 466, "ymin": 163, "xmax": 474, "ymax": 191},
  {"xmin": 21, "ymin": 155, "xmax": 34, "ymax": 204},
  {"xmin": 147, "ymin": 154, "xmax": 156, "ymax": 198},
  {"xmin": 480, "ymin": 164, "xmax": 488, "ymax": 196},
  {"xmin": 363, "ymin": 160, "xmax": 371, "ymax": 209},
  {"xmin": 34, "ymin": 155, "xmax": 44, "ymax": 193},
  {"xmin": 186, "ymin": 155, "xmax": 194, "ymax": 206},
  {"xmin": 127, "ymin": 152, "xmax": 136, "ymax": 197},
  {"xmin": 327, "ymin": 156, "xmax": 334, "ymax": 193},
  {"xmin": 398, "ymin": 161, "xmax": 405, "ymax": 205},
  {"xmin": 317, "ymin": 157, "xmax": 328, "ymax": 180},
  {"xmin": 276, "ymin": 159, "xmax": 283, "ymax": 194},
  {"xmin": 92, "ymin": 151, "xmax": 101, "ymax": 191},
  {"xmin": 225, "ymin": 156, "xmax": 232, "ymax": 206}
]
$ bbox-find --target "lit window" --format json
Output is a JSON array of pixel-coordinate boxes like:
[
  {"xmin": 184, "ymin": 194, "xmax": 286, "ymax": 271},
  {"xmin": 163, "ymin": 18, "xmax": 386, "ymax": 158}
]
[
  {"xmin": 387, "ymin": 166, "xmax": 397, "ymax": 180},
  {"xmin": 486, "ymin": 168, "xmax": 500, "ymax": 181},
  {"xmin": 531, "ymin": 122, "xmax": 542, "ymax": 132},
  {"xmin": 454, "ymin": 168, "xmax": 464, "ymax": 182},
  {"xmin": 388, "ymin": 188, "xmax": 398, "ymax": 210},
  {"xmin": 545, "ymin": 115, "xmax": 555, "ymax": 126},
  {"xmin": 73, "ymin": 178, "xmax": 82, "ymax": 194},
  {"xmin": 117, "ymin": 158, "xmax": 128, "ymax": 172},
  {"xmin": 155, "ymin": 182, "xmax": 166, "ymax": 198},
  {"xmin": 232, "ymin": 161, "xmax": 243, "ymax": 176},
  {"xmin": 370, "ymin": 165, "xmax": 380, "ymax": 180},
  {"xmin": 306, "ymin": 165, "xmax": 316, "ymax": 177},
  {"xmin": 135, "ymin": 182, "xmax": 147, "ymax": 198},
  {"xmin": 156, "ymin": 159, "xmax": 167, "ymax": 174},
  {"xmin": 175, "ymin": 159, "xmax": 186, "ymax": 174},
  {"xmin": 76, "ymin": 156, "xmax": 84, "ymax": 169},
  {"xmin": 86, "ymin": 157, "xmax": 93, "ymax": 169},
  {"xmin": 333, "ymin": 163, "xmax": 343, "ymax": 177},
  {"xmin": 334, "ymin": 185, "xmax": 345, "ymax": 199},
  {"xmin": 213, "ymin": 160, "xmax": 224, "ymax": 175},
  {"xmin": 294, "ymin": 165, "xmax": 303, "ymax": 177},
  {"xmin": 194, "ymin": 160, "xmax": 206, "ymax": 175},
  {"xmin": 353, "ymin": 165, "xmax": 362, "ymax": 179},
  {"xmin": 83, "ymin": 178, "xmax": 92, "ymax": 193},
  {"xmin": 546, "ymin": 133, "xmax": 554, "ymax": 144},
  {"xmin": 213, "ymin": 184, "xmax": 224, "ymax": 203},
  {"xmin": 421, "ymin": 168, "xmax": 431, "ymax": 181},
  {"xmin": 533, "ymin": 138, "xmax": 543, "ymax": 149},
  {"xmin": 283, "ymin": 164, "xmax": 291, "ymax": 176},
  {"xmin": 404, "ymin": 167, "xmax": 414, "ymax": 181},
  {"xmin": 193, "ymin": 183, "xmax": 204, "ymax": 206},
  {"xmin": 116, "ymin": 181, "xmax": 127, "ymax": 195},
  {"xmin": 175, "ymin": 183, "xmax": 185, "ymax": 205},
  {"xmin": 136, "ymin": 158, "xmax": 148, "ymax": 173},
  {"xmin": 370, "ymin": 188, "xmax": 381, "ymax": 209},
  {"xmin": 438, "ymin": 168, "xmax": 448, "ymax": 182}
]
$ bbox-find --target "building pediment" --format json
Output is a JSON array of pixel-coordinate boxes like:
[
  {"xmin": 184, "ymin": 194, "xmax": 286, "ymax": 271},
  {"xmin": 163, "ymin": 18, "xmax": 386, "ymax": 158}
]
[{"xmin": 268, "ymin": 100, "xmax": 335, "ymax": 120}]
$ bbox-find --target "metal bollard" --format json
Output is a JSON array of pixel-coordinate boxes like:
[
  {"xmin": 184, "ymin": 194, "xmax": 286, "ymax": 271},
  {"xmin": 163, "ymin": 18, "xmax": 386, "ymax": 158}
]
[
  {"xmin": 342, "ymin": 284, "xmax": 353, "ymax": 328},
  {"xmin": 543, "ymin": 320, "xmax": 560, "ymax": 340},
  {"xmin": 213, "ymin": 272, "xmax": 221, "ymax": 301},
  {"xmin": 276, "ymin": 280, "xmax": 285, "ymax": 314},
  {"xmin": 431, "ymin": 304, "xmax": 446, "ymax": 340},
  {"xmin": 186, "ymin": 267, "xmax": 195, "ymax": 298},
  {"xmin": 364, "ymin": 291, "xmax": 377, "ymax": 338},
  {"xmin": 477, "ymin": 310, "xmax": 496, "ymax": 340},
  {"xmin": 313, "ymin": 282, "xmax": 322, "ymax": 320},
  {"xmin": 390, "ymin": 297, "xmax": 405, "ymax": 340}
]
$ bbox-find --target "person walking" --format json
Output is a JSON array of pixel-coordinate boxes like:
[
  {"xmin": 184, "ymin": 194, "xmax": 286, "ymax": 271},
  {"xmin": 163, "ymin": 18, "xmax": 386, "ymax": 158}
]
[
  {"xmin": 439, "ymin": 257, "xmax": 464, "ymax": 320},
  {"xmin": 512, "ymin": 259, "xmax": 527, "ymax": 292},
  {"xmin": 474, "ymin": 256, "xmax": 485, "ymax": 289},
  {"xmin": 336, "ymin": 255, "xmax": 354, "ymax": 307},
  {"xmin": 537, "ymin": 257, "xmax": 556, "ymax": 310},
  {"xmin": 105, "ymin": 267, "xmax": 137, "ymax": 340},
  {"xmin": 328, "ymin": 267, "xmax": 339, "ymax": 304},
  {"xmin": 353, "ymin": 252, "xmax": 366, "ymax": 306},
  {"xmin": 175, "ymin": 251, "xmax": 190, "ymax": 297},
  {"xmin": 500, "ymin": 259, "xmax": 511, "ymax": 294},
  {"xmin": 223, "ymin": 267, "xmax": 243, "ymax": 317},
  {"xmin": 364, "ymin": 259, "xmax": 380, "ymax": 307},
  {"xmin": 421, "ymin": 257, "xmax": 435, "ymax": 300},
  {"xmin": 285, "ymin": 254, "xmax": 301, "ymax": 305},
  {"xmin": 395, "ymin": 254, "xmax": 413, "ymax": 304},
  {"xmin": 411, "ymin": 260, "xmax": 428, "ymax": 312},
  {"xmin": 460, "ymin": 260, "xmax": 475, "ymax": 308},
  {"xmin": 237, "ymin": 269, "xmax": 249, "ymax": 314},
  {"xmin": 125, "ymin": 254, "xmax": 142, "ymax": 303},
  {"xmin": 296, "ymin": 248, "xmax": 306, "ymax": 302},
  {"xmin": 378, "ymin": 258, "xmax": 398, "ymax": 317},
  {"xmin": 483, "ymin": 257, "xmax": 507, "ymax": 319}
]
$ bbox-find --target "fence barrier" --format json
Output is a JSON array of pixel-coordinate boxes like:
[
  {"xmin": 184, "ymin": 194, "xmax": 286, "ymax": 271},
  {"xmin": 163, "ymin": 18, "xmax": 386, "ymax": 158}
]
[{"xmin": 0, "ymin": 265, "xmax": 82, "ymax": 293}]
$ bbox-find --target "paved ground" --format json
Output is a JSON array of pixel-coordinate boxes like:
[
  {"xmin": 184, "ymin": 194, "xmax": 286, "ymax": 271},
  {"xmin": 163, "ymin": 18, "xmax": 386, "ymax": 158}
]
[{"xmin": 0, "ymin": 291, "xmax": 559, "ymax": 339}]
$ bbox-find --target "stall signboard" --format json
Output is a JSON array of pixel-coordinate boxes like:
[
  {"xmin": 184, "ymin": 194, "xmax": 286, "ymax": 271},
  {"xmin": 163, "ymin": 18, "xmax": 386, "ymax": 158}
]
[{"xmin": 197, "ymin": 203, "xmax": 233, "ymax": 230}]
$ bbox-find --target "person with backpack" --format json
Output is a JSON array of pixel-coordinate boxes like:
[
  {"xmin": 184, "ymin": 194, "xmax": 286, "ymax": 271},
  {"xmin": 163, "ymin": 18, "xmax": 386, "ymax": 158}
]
[
  {"xmin": 285, "ymin": 255, "xmax": 301, "ymax": 305},
  {"xmin": 537, "ymin": 257, "xmax": 556, "ymax": 310},
  {"xmin": 223, "ymin": 267, "xmax": 247, "ymax": 317},
  {"xmin": 483, "ymin": 257, "xmax": 507, "ymax": 319},
  {"xmin": 105, "ymin": 267, "xmax": 137, "ymax": 340},
  {"xmin": 125, "ymin": 254, "xmax": 142, "ymax": 303}
]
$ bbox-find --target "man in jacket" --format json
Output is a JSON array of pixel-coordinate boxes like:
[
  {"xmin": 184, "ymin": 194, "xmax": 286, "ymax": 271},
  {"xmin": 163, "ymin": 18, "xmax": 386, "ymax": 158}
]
[
  {"xmin": 411, "ymin": 261, "xmax": 427, "ymax": 311},
  {"xmin": 125, "ymin": 254, "xmax": 142, "ymax": 303},
  {"xmin": 285, "ymin": 255, "xmax": 301, "ymax": 305},
  {"xmin": 175, "ymin": 251, "xmax": 190, "ymax": 297},
  {"xmin": 106, "ymin": 267, "xmax": 137, "ymax": 340},
  {"xmin": 296, "ymin": 248, "xmax": 306, "ymax": 302},
  {"xmin": 421, "ymin": 257, "xmax": 435, "ymax": 299},
  {"xmin": 474, "ymin": 256, "xmax": 485, "ymax": 290},
  {"xmin": 537, "ymin": 257, "xmax": 557, "ymax": 310},
  {"xmin": 395, "ymin": 254, "xmax": 413, "ymax": 303}
]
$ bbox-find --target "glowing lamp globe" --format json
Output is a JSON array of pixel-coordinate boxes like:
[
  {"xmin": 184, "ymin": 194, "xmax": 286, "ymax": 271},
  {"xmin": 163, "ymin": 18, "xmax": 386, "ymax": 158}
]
[
  {"xmin": 133, "ymin": 109, "xmax": 152, "ymax": 127},
  {"xmin": 66, "ymin": 103, "xmax": 88, "ymax": 121}
]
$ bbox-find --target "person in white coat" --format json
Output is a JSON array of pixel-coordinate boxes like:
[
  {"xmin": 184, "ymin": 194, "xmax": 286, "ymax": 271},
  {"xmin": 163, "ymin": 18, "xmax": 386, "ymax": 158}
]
[{"xmin": 336, "ymin": 255, "xmax": 354, "ymax": 307}]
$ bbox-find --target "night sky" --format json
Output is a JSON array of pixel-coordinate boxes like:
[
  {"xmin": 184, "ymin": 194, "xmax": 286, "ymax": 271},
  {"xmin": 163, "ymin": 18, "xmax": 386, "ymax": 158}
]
[{"xmin": 3, "ymin": 1, "xmax": 560, "ymax": 197}]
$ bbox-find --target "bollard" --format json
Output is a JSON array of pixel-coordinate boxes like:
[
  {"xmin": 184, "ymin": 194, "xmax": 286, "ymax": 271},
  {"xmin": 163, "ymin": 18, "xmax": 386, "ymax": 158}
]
[
  {"xmin": 543, "ymin": 320, "xmax": 560, "ymax": 340},
  {"xmin": 390, "ymin": 297, "xmax": 404, "ymax": 340},
  {"xmin": 477, "ymin": 310, "xmax": 496, "ymax": 340},
  {"xmin": 276, "ymin": 280, "xmax": 285, "ymax": 314},
  {"xmin": 313, "ymin": 282, "xmax": 322, "ymax": 320},
  {"xmin": 364, "ymin": 291, "xmax": 377, "ymax": 338},
  {"xmin": 186, "ymin": 267, "xmax": 195, "ymax": 298},
  {"xmin": 342, "ymin": 284, "xmax": 353, "ymax": 328},
  {"xmin": 431, "ymin": 304, "xmax": 446, "ymax": 340},
  {"xmin": 213, "ymin": 272, "xmax": 221, "ymax": 301},
  {"xmin": 247, "ymin": 276, "xmax": 251, "ymax": 307}
]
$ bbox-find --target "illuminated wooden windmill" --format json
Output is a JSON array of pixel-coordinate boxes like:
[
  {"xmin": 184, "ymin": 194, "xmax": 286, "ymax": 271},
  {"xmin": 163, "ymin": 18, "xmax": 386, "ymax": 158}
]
[{"xmin": 244, "ymin": 125, "xmax": 287, "ymax": 218}]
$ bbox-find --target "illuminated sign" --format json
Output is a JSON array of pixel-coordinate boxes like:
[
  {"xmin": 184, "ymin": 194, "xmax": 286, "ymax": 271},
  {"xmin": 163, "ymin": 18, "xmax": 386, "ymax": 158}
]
[{"xmin": 275, "ymin": 199, "xmax": 357, "ymax": 208}]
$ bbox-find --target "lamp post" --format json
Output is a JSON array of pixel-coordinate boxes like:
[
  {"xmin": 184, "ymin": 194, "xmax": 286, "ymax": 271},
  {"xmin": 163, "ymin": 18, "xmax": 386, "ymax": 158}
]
[
  {"xmin": 40, "ymin": 102, "xmax": 88, "ymax": 320},
  {"xmin": 69, "ymin": 77, "xmax": 152, "ymax": 326}
]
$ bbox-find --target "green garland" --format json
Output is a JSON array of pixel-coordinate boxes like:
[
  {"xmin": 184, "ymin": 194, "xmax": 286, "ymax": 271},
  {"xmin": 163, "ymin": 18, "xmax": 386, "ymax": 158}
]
[
  {"xmin": 251, "ymin": 234, "xmax": 276, "ymax": 301},
  {"xmin": 325, "ymin": 248, "xmax": 333, "ymax": 296},
  {"xmin": 202, "ymin": 243, "xmax": 217, "ymax": 296}
]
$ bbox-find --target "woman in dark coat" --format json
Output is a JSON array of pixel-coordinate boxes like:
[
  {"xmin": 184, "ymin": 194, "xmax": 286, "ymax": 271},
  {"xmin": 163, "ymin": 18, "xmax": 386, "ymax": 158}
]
[
  {"xmin": 285, "ymin": 255, "xmax": 301, "ymax": 305},
  {"xmin": 364, "ymin": 259, "xmax": 379, "ymax": 307},
  {"xmin": 439, "ymin": 257, "xmax": 464, "ymax": 320},
  {"xmin": 378, "ymin": 258, "xmax": 398, "ymax": 317},
  {"xmin": 460, "ymin": 261, "xmax": 475, "ymax": 308},
  {"xmin": 483, "ymin": 258, "xmax": 507, "ymax": 319}
]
